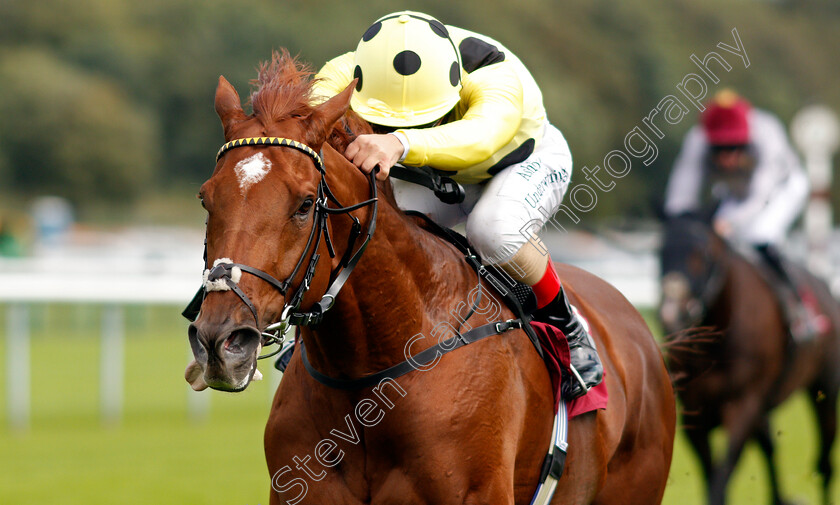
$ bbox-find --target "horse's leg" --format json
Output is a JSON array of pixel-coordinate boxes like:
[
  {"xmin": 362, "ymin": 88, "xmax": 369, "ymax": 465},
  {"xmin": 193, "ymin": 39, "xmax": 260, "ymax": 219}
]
[
  {"xmin": 683, "ymin": 416, "xmax": 714, "ymax": 486},
  {"xmin": 708, "ymin": 394, "xmax": 763, "ymax": 505},
  {"xmin": 753, "ymin": 417, "xmax": 790, "ymax": 505},
  {"xmin": 808, "ymin": 382, "xmax": 838, "ymax": 505}
]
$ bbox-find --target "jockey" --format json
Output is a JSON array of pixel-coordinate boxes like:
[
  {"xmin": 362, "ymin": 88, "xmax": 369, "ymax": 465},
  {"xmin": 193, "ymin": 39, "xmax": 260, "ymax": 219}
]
[
  {"xmin": 311, "ymin": 11, "xmax": 602, "ymax": 399},
  {"xmin": 664, "ymin": 89, "xmax": 815, "ymax": 339}
]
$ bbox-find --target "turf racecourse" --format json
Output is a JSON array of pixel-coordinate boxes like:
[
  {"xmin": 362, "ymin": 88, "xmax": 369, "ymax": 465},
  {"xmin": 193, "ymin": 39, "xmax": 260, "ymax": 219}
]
[{"xmin": 1, "ymin": 305, "xmax": 837, "ymax": 504}]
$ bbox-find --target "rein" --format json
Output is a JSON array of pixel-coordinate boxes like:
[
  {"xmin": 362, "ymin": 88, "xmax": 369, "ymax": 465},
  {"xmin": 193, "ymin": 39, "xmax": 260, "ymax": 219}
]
[
  {"xmin": 699, "ymin": 252, "xmax": 728, "ymax": 314},
  {"xmin": 183, "ymin": 136, "xmax": 378, "ymax": 358},
  {"xmin": 690, "ymin": 231, "xmax": 731, "ymax": 322}
]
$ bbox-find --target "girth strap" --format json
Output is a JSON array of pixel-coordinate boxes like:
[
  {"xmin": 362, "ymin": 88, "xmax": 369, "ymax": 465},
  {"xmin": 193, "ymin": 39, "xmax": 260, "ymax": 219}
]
[{"xmin": 299, "ymin": 319, "xmax": 523, "ymax": 390}]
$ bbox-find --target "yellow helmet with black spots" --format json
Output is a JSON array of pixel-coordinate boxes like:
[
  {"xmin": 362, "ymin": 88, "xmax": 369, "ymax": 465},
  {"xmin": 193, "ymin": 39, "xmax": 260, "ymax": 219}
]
[{"xmin": 351, "ymin": 11, "xmax": 462, "ymax": 128}]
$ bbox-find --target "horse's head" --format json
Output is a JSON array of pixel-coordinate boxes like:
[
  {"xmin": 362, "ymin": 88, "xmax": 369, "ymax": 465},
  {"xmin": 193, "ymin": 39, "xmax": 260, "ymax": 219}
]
[
  {"xmin": 658, "ymin": 213, "xmax": 728, "ymax": 335},
  {"xmin": 186, "ymin": 52, "xmax": 356, "ymax": 392}
]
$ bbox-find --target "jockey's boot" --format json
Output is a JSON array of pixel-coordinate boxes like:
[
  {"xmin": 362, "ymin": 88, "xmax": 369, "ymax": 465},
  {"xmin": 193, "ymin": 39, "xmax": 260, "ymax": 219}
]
[
  {"xmin": 755, "ymin": 244, "xmax": 821, "ymax": 342},
  {"xmin": 533, "ymin": 287, "xmax": 603, "ymax": 399}
]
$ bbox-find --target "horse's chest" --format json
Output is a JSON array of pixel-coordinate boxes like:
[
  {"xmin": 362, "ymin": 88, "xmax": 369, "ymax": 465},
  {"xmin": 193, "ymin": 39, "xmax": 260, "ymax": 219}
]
[
  {"xmin": 266, "ymin": 399, "xmax": 476, "ymax": 505},
  {"xmin": 266, "ymin": 424, "xmax": 448, "ymax": 505}
]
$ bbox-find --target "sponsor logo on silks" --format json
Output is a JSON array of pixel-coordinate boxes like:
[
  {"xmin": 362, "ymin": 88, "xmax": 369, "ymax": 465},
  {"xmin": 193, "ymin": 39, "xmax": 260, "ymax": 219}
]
[
  {"xmin": 525, "ymin": 169, "xmax": 569, "ymax": 208},
  {"xmin": 516, "ymin": 161, "xmax": 542, "ymax": 181}
]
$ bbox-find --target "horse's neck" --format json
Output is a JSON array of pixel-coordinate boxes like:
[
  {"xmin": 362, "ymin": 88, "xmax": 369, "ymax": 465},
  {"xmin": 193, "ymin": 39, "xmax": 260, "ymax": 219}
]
[
  {"xmin": 300, "ymin": 150, "xmax": 478, "ymax": 378},
  {"xmin": 708, "ymin": 246, "xmax": 773, "ymax": 324}
]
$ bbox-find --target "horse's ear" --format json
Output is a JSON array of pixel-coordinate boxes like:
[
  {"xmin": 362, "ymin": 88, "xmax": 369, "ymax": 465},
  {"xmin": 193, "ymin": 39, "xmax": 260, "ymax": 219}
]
[
  {"xmin": 306, "ymin": 79, "xmax": 356, "ymax": 147},
  {"xmin": 215, "ymin": 76, "xmax": 247, "ymax": 138}
]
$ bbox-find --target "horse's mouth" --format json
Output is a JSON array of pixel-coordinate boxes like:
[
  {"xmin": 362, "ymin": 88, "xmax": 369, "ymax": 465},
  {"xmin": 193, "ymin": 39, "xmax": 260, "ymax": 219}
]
[
  {"xmin": 204, "ymin": 374, "xmax": 251, "ymax": 392},
  {"xmin": 185, "ymin": 358, "xmax": 263, "ymax": 392},
  {"xmin": 186, "ymin": 323, "xmax": 264, "ymax": 392}
]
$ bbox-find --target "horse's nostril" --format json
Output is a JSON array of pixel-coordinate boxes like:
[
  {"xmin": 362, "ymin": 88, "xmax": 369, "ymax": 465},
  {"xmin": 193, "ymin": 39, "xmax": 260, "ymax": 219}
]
[
  {"xmin": 223, "ymin": 328, "xmax": 260, "ymax": 356},
  {"xmin": 224, "ymin": 333, "xmax": 242, "ymax": 354}
]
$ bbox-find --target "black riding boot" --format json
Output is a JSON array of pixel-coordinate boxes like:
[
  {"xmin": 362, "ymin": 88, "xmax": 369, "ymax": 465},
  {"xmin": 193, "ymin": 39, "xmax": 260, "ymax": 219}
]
[
  {"xmin": 533, "ymin": 287, "xmax": 603, "ymax": 399},
  {"xmin": 755, "ymin": 243, "xmax": 816, "ymax": 342}
]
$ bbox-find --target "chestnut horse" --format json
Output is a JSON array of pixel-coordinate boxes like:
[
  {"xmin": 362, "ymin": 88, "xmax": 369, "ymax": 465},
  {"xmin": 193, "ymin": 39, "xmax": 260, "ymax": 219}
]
[
  {"xmin": 187, "ymin": 52, "xmax": 675, "ymax": 505},
  {"xmin": 660, "ymin": 213, "xmax": 840, "ymax": 505}
]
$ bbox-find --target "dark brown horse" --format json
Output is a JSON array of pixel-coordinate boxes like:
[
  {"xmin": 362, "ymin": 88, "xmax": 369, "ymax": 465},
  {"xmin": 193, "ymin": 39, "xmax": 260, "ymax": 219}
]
[
  {"xmin": 660, "ymin": 213, "xmax": 840, "ymax": 505},
  {"xmin": 187, "ymin": 51, "xmax": 676, "ymax": 505}
]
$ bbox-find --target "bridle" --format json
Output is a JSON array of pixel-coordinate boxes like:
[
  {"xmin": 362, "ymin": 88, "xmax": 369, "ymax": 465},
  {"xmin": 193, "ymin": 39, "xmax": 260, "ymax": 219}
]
[
  {"xmin": 183, "ymin": 136, "xmax": 378, "ymax": 358},
  {"xmin": 184, "ymin": 139, "xmax": 534, "ymax": 391},
  {"xmin": 662, "ymin": 220, "xmax": 729, "ymax": 325}
]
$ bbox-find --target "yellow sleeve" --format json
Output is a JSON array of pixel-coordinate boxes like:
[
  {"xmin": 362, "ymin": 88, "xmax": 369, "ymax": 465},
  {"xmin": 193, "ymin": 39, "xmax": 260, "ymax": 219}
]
[
  {"xmin": 397, "ymin": 61, "xmax": 523, "ymax": 170},
  {"xmin": 312, "ymin": 52, "xmax": 355, "ymax": 103}
]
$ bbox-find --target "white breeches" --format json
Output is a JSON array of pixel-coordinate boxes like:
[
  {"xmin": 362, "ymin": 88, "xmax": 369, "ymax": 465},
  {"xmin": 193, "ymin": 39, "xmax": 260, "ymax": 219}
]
[{"xmin": 391, "ymin": 123, "xmax": 573, "ymax": 265}]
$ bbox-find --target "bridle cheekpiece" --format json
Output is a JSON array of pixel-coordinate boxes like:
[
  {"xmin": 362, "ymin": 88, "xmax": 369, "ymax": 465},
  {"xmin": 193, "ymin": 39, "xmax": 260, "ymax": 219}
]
[{"xmin": 184, "ymin": 136, "xmax": 378, "ymax": 359}]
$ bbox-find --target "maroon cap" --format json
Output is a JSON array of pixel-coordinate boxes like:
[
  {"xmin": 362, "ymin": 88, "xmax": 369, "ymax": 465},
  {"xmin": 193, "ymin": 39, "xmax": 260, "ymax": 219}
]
[{"xmin": 702, "ymin": 95, "xmax": 751, "ymax": 146}]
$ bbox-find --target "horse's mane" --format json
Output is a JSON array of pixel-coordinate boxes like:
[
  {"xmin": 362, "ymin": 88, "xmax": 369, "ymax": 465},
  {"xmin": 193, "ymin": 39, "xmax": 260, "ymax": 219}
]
[{"xmin": 249, "ymin": 50, "xmax": 372, "ymax": 153}]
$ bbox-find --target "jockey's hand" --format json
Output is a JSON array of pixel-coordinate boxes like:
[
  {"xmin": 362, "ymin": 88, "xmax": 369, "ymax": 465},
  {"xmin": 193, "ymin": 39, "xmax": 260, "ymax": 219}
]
[
  {"xmin": 344, "ymin": 134, "xmax": 403, "ymax": 180},
  {"xmin": 713, "ymin": 218, "xmax": 732, "ymax": 238}
]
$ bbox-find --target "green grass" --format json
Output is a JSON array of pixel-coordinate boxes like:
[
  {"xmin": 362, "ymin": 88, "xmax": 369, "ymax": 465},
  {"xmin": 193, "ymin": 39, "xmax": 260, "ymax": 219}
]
[
  {"xmin": 1, "ymin": 304, "xmax": 274, "ymax": 505},
  {"xmin": 1, "ymin": 305, "xmax": 838, "ymax": 504},
  {"xmin": 664, "ymin": 394, "xmax": 835, "ymax": 505}
]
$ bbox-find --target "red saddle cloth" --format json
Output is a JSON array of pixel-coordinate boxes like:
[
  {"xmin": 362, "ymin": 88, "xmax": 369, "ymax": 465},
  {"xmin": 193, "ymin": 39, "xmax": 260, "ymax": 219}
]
[{"xmin": 530, "ymin": 321, "xmax": 608, "ymax": 418}]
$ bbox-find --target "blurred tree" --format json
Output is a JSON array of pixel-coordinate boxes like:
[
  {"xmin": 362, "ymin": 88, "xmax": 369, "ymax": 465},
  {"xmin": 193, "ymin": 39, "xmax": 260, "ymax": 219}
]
[
  {"xmin": 0, "ymin": 0, "xmax": 837, "ymax": 221},
  {"xmin": 0, "ymin": 47, "xmax": 158, "ymax": 204}
]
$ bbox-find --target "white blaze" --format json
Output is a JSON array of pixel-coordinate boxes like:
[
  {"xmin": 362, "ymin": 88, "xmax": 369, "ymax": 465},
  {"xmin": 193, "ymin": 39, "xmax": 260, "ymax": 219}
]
[{"xmin": 234, "ymin": 152, "xmax": 271, "ymax": 194}]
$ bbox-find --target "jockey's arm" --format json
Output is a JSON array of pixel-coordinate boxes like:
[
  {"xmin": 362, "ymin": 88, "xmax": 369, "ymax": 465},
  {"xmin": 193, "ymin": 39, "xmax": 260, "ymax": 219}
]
[
  {"xmin": 396, "ymin": 62, "xmax": 524, "ymax": 170},
  {"xmin": 735, "ymin": 168, "xmax": 809, "ymax": 244},
  {"xmin": 664, "ymin": 126, "xmax": 706, "ymax": 216}
]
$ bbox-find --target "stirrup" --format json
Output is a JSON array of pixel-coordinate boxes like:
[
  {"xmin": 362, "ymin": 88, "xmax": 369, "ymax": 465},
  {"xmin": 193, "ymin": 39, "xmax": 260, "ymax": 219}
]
[{"xmin": 568, "ymin": 364, "xmax": 591, "ymax": 395}]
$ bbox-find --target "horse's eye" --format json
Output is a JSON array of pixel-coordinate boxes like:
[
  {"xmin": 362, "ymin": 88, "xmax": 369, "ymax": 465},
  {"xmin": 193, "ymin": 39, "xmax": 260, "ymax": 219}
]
[{"xmin": 297, "ymin": 198, "xmax": 314, "ymax": 216}]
